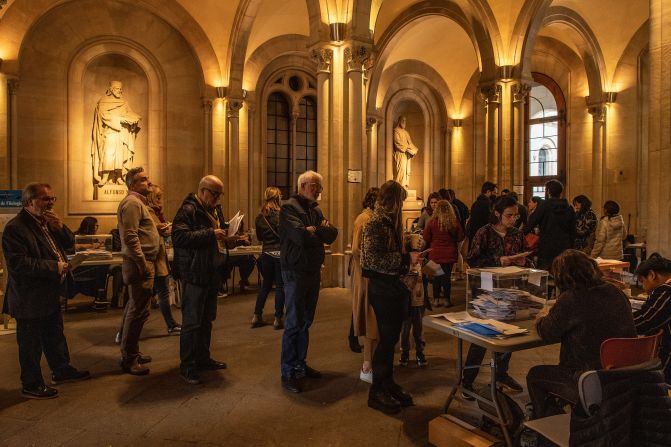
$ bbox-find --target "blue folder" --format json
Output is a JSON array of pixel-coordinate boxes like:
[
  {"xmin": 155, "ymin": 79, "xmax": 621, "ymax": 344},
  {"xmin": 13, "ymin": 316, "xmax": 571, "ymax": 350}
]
[{"xmin": 456, "ymin": 322, "xmax": 501, "ymax": 337}]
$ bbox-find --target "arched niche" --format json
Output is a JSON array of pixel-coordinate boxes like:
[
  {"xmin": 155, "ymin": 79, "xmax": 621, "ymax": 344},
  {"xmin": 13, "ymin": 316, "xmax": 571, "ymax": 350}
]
[
  {"xmin": 380, "ymin": 80, "xmax": 447, "ymax": 200},
  {"xmin": 68, "ymin": 39, "xmax": 165, "ymax": 214}
]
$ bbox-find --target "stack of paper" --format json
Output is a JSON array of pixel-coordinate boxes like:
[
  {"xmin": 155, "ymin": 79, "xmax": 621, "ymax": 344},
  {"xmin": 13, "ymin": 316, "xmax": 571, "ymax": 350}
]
[
  {"xmin": 430, "ymin": 312, "xmax": 529, "ymax": 338},
  {"xmin": 80, "ymin": 249, "xmax": 112, "ymax": 261},
  {"xmin": 470, "ymin": 288, "xmax": 544, "ymax": 321}
]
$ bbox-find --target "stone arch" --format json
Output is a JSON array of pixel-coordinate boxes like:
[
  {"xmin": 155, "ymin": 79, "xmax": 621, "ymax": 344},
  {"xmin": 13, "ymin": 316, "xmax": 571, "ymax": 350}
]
[
  {"xmin": 227, "ymin": 0, "xmax": 325, "ymax": 96},
  {"xmin": 375, "ymin": 60, "xmax": 455, "ymax": 117},
  {"xmin": 0, "ymin": 0, "xmax": 221, "ymax": 86},
  {"xmin": 243, "ymin": 35, "xmax": 312, "ymax": 93},
  {"xmin": 521, "ymin": 5, "xmax": 606, "ymax": 99},
  {"xmin": 367, "ymin": 0, "xmax": 498, "ymax": 116},
  {"xmin": 509, "ymin": 0, "xmax": 553, "ymax": 74},
  {"xmin": 612, "ymin": 21, "xmax": 649, "ymax": 90}
]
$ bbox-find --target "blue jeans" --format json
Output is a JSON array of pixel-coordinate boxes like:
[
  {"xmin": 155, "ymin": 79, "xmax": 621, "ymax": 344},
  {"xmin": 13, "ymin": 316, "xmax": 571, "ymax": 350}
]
[
  {"xmin": 280, "ymin": 270, "xmax": 321, "ymax": 378},
  {"xmin": 254, "ymin": 254, "xmax": 285, "ymax": 317},
  {"xmin": 154, "ymin": 275, "xmax": 177, "ymax": 329},
  {"xmin": 179, "ymin": 282, "xmax": 218, "ymax": 373}
]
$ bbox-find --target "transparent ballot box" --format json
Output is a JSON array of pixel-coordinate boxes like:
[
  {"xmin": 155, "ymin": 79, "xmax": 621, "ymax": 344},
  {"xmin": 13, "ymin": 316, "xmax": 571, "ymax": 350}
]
[
  {"xmin": 466, "ymin": 267, "xmax": 549, "ymax": 321},
  {"xmin": 74, "ymin": 234, "xmax": 113, "ymax": 259}
]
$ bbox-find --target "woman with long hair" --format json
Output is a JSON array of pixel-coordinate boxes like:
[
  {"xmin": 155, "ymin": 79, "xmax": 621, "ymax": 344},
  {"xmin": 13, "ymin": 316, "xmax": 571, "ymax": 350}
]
[
  {"xmin": 423, "ymin": 200, "xmax": 464, "ymax": 307},
  {"xmin": 146, "ymin": 185, "xmax": 181, "ymax": 334},
  {"xmin": 252, "ymin": 186, "xmax": 285, "ymax": 329},
  {"xmin": 76, "ymin": 216, "xmax": 99, "ymax": 236},
  {"xmin": 572, "ymin": 195, "xmax": 597, "ymax": 254},
  {"xmin": 351, "ymin": 187, "xmax": 380, "ymax": 383},
  {"xmin": 416, "ymin": 192, "xmax": 440, "ymax": 231},
  {"xmin": 361, "ymin": 180, "xmax": 422, "ymax": 414},
  {"xmin": 591, "ymin": 200, "xmax": 626, "ymax": 260},
  {"xmin": 527, "ymin": 250, "xmax": 636, "ymax": 418}
]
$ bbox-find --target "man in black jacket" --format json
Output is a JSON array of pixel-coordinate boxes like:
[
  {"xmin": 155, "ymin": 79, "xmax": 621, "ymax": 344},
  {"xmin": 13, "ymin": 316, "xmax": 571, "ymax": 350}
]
[
  {"xmin": 280, "ymin": 170, "xmax": 338, "ymax": 393},
  {"xmin": 2, "ymin": 183, "xmax": 90, "ymax": 399},
  {"xmin": 524, "ymin": 179, "xmax": 575, "ymax": 270},
  {"xmin": 172, "ymin": 175, "xmax": 235, "ymax": 384},
  {"xmin": 467, "ymin": 181, "xmax": 497, "ymax": 247}
]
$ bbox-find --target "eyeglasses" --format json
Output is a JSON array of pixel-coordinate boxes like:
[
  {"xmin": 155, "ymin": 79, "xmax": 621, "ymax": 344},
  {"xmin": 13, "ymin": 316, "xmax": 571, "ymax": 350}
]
[
  {"xmin": 503, "ymin": 214, "xmax": 520, "ymax": 219},
  {"xmin": 38, "ymin": 196, "xmax": 57, "ymax": 202},
  {"xmin": 204, "ymin": 188, "xmax": 223, "ymax": 199},
  {"xmin": 308, "ymin": 182, "xmax": 323, "ymax": 192}
]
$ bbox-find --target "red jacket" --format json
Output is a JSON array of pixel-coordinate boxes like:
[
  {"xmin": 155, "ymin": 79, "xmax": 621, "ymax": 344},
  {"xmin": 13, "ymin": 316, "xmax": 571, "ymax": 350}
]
[{"xmin": 422, "ymin": 219, "xmax": 464, "ymax": 264}]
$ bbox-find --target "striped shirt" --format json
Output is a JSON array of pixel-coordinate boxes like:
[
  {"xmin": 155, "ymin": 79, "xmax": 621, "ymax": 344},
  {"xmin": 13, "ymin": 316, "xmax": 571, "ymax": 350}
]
[{"xmin": 633, "ymin": 281, "xmax": 671, "ymax": 383}]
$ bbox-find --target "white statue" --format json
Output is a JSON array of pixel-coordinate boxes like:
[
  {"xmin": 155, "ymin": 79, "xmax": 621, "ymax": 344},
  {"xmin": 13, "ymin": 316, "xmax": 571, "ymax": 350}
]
[
  {"xmin": 393, "ymin": 115, "xmax": 419, "ymax": 188},
  {"xmin": 91, "ymin": 81, "xmax": 141, "ymax": 187}
]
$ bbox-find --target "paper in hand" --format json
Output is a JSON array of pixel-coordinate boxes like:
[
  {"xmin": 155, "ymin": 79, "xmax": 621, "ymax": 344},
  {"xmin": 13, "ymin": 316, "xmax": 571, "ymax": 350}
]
[
  {"xmin": 69, "ymin": 253, "xmax": 89, "ymax": 269},
  {"xmin": 227, "ymin": 211, "xmax": 244, "ymax": 236}
]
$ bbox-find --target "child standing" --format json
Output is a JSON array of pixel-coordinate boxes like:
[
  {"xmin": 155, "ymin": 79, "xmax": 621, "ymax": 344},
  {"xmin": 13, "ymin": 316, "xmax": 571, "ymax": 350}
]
[{"xmin": 400, "ymin": 236, "xmax": 428, "ymax": 367}]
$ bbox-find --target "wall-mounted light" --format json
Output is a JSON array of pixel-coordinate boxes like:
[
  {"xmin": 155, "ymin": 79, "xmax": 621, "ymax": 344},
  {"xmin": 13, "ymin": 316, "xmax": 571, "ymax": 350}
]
[
  {"xmin": 605, "ymin": 92, "xmax": 617, "ymax": 104},
  {"xmin": 215, "ymin": 86, "xmax": 225, "ymax": 99},
  {"xmin": 499, "ymin": 65, "xmax": 514, "ymax": 81},
  {"xmin": 452, "ymin": 119, "xmax": 463, "ymax": 128},
  {"xmin": 329, "ymin": 23, "xmax": 345, "ymax": 42}
]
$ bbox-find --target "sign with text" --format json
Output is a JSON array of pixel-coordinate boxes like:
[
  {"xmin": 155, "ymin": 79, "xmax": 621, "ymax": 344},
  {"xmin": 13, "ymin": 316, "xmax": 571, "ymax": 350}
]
[{"xmin": 0, "ymin": 190, "xmax": 22, "ymax": 208}]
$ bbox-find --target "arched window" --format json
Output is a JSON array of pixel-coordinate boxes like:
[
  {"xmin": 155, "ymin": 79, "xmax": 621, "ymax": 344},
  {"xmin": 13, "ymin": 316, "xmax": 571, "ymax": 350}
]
[
  {"xmin": 267, "ymin": 92, "xmax": 292, "ymax": 198},
  {"xmin": 525, "ymin": 73, "xmax": 566, "ymax": 200},
  {"xmin": 265, "ymin": 72, "xmax": 318, "ymax": 199}
]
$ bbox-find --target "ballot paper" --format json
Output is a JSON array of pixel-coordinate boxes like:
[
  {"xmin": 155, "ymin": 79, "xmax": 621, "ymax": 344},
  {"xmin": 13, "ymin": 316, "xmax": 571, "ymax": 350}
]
[
  {"xmin": 480, "ymin": 271, "xmax": 493, "ymax": 291},
  {"xmin": 528, "ymin": 270, "xmax": 543, "ymax": 287},
  {"xmin": 68, "ymin": 253, "xmax": 89, "ymax": 269},
  {"xmin": 227, "ymin": 211, "xmax": 244, "ymax": 236},
  {"xmin": 431, "ymin": 312, "xmax": 529, "ymax": 337}
]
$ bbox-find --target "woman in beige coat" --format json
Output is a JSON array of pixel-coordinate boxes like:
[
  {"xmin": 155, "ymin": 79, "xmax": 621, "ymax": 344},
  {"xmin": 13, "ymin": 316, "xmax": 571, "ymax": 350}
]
[
  {"xmin": 351, "ymin": 187, "xmax": 379, "ymax": 383},
  {"xmin": 591, "ymin": 200, "xmax": 627, "ymax": 260}
]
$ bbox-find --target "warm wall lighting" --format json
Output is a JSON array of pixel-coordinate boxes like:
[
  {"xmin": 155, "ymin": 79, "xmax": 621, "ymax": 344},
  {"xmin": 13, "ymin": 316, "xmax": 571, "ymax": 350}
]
[
  {"xmin": 216, "ymin": 86, "xmax": 226, "ymax": 99},
  {"xmin": 605, "ymin": 92, "xmax": 617, "ymax": 104},
  {"xmin": 329, "ymin": 23, "xmax": 345, "ymax": 42},
  {"xmin": 499, "ymin": 65, "xmax": 514, "ymax": 80},
  {"xmin": 452, "ymin": 119, "xmax": 463, "ymax": 128}
]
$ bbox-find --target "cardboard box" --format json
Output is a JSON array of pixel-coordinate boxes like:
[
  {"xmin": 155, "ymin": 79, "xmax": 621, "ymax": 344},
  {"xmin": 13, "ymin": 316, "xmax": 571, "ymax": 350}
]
[{"xmin": 428, "ymin": 414, "xmax": 500, "ymax": 447}]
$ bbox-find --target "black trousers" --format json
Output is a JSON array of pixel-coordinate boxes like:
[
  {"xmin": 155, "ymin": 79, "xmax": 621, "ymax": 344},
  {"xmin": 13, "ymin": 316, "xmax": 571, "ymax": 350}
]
[
  {"xmin": 368, "ymin": 277, "xmax": 409, "ymax": 389},
  {"xmin": 432, "ymin": 263, "xmax": 454, "ymax": 300},
  {"xmin": 526, "ymin": 365, "xmax": 579, "ymax": 419},
  {"xmin": 401, "ymin": 306, "xmax": 424, "ymax": 354},
  {"xmin": 180, "ymin": 282, "xmax": 218, "ymax": 373},
  {"xmin": 16, "ymin": 311, "xmax": 71, "ymax": 388},
  {"xmin": 462, "ymin": 345, "xmax": 512, "ymax": 385}
]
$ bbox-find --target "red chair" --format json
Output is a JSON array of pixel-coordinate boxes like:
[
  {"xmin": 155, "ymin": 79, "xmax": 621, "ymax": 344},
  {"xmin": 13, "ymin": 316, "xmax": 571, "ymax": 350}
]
[{"xmin": 600, "ymin": 330, "xmax": 663, "ymax": 369}]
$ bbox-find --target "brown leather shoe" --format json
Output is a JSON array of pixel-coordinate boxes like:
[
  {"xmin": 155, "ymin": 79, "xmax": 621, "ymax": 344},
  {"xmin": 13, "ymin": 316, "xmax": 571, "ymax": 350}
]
[{"xmin": 121, "ymin": 358, "xmax": 149, "ymax": 376}]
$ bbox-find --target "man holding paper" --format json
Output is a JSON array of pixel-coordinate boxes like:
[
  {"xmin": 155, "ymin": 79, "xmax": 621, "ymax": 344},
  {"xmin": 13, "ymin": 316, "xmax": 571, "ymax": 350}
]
[
  {"xmin": 172, "ymin": 175, "xmax": 240, "ymax": 384},
  {"xmin": 2, "ymin": 183, "xmax": 90, "ymax": 399}
]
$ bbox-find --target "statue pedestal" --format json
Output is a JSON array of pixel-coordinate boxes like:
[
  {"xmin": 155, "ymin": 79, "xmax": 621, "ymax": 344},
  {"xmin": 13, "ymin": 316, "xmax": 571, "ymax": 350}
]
[
  {"xmin": 402, "ymin": 188, "xmax": 424, "ymax": 231},
  {"xmin": 95, "ymin": 184, "xmax": 127, "ymax": 201}
]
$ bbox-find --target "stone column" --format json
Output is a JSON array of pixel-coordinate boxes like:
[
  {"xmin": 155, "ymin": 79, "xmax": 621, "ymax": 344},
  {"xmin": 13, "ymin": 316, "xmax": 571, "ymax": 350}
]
[
  {"xmin": 443, "ymin": 125, "xmax": 452, "ymax": 187},
  {"xmin": 512, "ymin": 82, "xmax": 531, "ymax": 196},
  {"xmin": 648, "ymin": 0, "xmax": 671, "ymax": 252},
  {"xmin": 365, "ymin": 116, "xmax": 378, "ymax": 191},
  {"xmin": 480, "ymin": 83, "xmax": 502, "ymax": 184},
  {"xmin": 8, "ymin": 78, "xmax": 19, "ymax": 188},
  {"xmin": 226, "ymin": 99, "xmax": 244, "ymax": 216},
  {"xmin": 0, "ymin": 75, "xmax": 8, "ymax": 188},
  {"xmin": 310, "ymin": 47, "xmax": 333, "ymax": 212},
  {"xmin": 247, "ymin": 102, "xmax": 256, "ymax": 222},
  {"xmin": 202, "ymin": 98, "xmax": 213, "ymax": 174},
  {"xmin": 588, "ymin": 102, "xmax": 606, "ymax": 212}
]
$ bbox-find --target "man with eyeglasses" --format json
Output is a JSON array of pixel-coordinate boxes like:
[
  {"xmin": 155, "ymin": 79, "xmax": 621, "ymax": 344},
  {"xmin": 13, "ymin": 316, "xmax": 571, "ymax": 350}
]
[
  {"xmin": 172, "ymin": 175, "xmax": 237, "ymax": 384},
  {"xmin": 279, "ymin": 170, "xmax": 338, "ymax": 393},
  {"xmin": 2, "ymin": 183, "xmax": 90, "ymax": 399},
  {"xmin": 117, "ymin": 166, "xmax": 161, "ymax": 375}
]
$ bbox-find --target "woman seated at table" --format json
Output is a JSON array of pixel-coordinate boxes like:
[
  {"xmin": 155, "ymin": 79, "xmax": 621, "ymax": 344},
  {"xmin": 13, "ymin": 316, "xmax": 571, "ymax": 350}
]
[
  {"xmin": 461, "ymin": 196, "xmax": 530, "ymax": 398},
  {"xmin": 69, "ymin": 216, "xmax": 109, "ymax": 303},
  {"xmin": 527, "ymin": 249, "xmax": 636, "ymax": 419},
  {"xmin": 633, "ymin": 254, "xmax": 671, "ymax": 384}
]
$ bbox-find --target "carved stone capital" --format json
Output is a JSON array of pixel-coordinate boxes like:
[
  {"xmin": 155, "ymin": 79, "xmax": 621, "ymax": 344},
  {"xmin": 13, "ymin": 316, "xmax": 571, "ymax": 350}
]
[
  {"xmin": 512, "ymin": 83, "xmax": 531, "ymax": 104},
  {"xmin": 7, "ymin": 78, "xmax": 19, "ymax": 96},
  {"xmin": 366, "ymin": 116, "xmax": 378, "ymax": 130},
  {"xmin": 480, "ymin": 84, "xmax": 502, "ymax": 106},
  {"xmin": 587, "ymin": 103, "xmax": 606, "ymax": 123},
  {"xmin": 310, "ymin": 48, "xmax": 333, "ymax": 74},
  {"xmin": 227, "ymin": 99, "xmax": 244, "ymax": 119},
  {"xmin": 345, "ymin": 45, "xmax": 372, "ymax": 73},
  {"xmin": 201, "ymin": 97, "xmax": 213, "ymax": 111}
]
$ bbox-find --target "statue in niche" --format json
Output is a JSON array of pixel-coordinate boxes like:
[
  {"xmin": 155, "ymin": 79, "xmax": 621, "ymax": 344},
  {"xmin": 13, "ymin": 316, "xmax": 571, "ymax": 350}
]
[
  {"xmin": 393, "ymin": 115, "xmax": 419, "ymax": 188},
  {"xmin": 90, "ymin": 81, "xmax": 141, "ymax": 188}
]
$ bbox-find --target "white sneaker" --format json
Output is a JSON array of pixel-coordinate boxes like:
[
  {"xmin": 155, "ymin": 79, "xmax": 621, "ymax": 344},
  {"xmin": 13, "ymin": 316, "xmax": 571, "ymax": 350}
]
[{"xmin": 359, "ymin": 369, "xmax": 373, "ymax": 384}]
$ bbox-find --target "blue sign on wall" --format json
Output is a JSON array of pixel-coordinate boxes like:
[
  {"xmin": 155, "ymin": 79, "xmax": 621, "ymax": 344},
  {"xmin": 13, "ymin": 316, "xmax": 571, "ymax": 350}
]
[{"xmin": 0, "ymin": 190, "xmax": 22, "ymax": 208}]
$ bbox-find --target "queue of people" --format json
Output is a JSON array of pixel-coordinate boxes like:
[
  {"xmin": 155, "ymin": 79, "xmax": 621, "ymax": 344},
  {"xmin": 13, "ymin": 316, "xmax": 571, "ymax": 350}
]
[{"xmin": 2, "ymin": 170, "xmax": 668, "ymax": 444}]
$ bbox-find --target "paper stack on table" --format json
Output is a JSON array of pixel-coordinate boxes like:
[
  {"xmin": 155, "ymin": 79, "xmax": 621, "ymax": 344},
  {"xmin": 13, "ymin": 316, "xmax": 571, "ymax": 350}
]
[
  {"xmin": 471, "ymin": 288, "xmax": 544, "ymax": 321},
  {"xmin": 430, "ymin": 312, "xmax": 529, "ymax": 337}
]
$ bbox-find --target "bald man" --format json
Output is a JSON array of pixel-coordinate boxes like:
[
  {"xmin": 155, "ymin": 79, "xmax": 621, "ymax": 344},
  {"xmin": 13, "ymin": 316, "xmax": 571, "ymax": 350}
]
[{"xmin": 172, "ymin": 176, "xmax": 235, "ymax": 384}]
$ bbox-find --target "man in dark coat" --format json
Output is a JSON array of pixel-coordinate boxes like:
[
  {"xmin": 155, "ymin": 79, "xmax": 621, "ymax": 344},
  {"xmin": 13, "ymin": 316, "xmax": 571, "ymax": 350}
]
[
  {"xmin": 2, "ymin": 183, "xmax": 90, "ymax": 399},
  {"xmin": 467, "ymin": 181, "xmax": 497, "ymax": 246},
  {"xmin": 172, "ymin": 175, "xmax": 239, "ymax": 384},
  {"xmin": 279, "ymin": 170, "xmax": 338, "ymax": 393},
  {"xmin": 524, "ymin": 179, "xmax": 576, "ymax": 270}
]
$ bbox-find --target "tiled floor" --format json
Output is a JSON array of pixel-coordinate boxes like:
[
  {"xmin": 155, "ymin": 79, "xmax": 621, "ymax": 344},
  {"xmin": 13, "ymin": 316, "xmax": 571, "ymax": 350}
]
[{"xmin": 0, "ymin": 282, "xmax": 559, "ymax": 446}]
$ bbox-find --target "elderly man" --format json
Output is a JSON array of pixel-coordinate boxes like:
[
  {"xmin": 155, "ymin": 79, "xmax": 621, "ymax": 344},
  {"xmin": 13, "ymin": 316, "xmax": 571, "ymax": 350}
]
[
  {"xmin": 280, "ymin": 170, "xmax": 338, "ymax": 393},
  {"xmin": 117, "ymin": 167, "xmax": 160, "ymax": 375},
  {"xmin": 172, "ymin": 175, "xmax": 236, "ymax": 385},
  {"xmin": 2, "ymin": 183, "xmax": 90, "ymax": 399}
]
